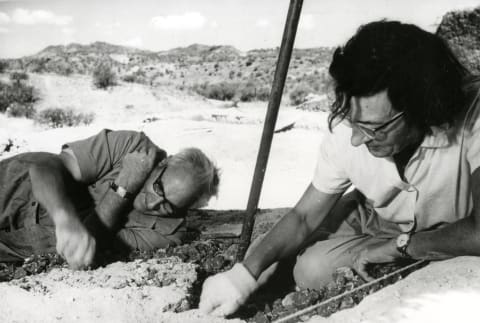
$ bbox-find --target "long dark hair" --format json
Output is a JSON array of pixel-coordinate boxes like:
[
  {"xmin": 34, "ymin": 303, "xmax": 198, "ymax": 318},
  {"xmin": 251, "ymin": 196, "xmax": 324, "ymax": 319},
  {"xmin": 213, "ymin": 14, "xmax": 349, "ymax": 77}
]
[{"xmin": 328, "ymin": 20, "xmax": 471, "ymax": 133}]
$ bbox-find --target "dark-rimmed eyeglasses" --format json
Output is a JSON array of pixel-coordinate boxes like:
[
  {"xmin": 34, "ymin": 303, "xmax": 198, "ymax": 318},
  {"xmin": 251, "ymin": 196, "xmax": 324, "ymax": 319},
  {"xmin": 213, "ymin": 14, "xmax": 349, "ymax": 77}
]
[
  {"xmin": 152, "ymin": 165, "xmax": 182, "ymax": 215},
  {"xmin": 343, "ymin": 111, "xmax": 405, "ymax": 140}
]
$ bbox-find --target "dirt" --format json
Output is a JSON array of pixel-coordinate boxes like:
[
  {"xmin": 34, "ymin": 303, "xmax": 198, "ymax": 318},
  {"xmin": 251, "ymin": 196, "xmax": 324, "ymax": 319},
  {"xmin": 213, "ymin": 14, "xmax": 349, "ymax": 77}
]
[
  {"xmin": 306, "ymin": 256, "xmax": 480, "ymax": 323},
  {"xmin": 0, "ymin": 209, "xmax": 428, "ymax": 323},
  {"xmin": 0, "ymin": 233, "xmax": 423, "ymax": 323}
]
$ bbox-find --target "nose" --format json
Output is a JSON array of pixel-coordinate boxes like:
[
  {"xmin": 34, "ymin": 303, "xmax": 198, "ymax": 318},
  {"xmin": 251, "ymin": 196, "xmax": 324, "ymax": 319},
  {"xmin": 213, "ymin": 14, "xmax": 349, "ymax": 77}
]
[
  {"xmin": 350, "ymin": 127, "xmax": 372, "ymax": 147},
  {"xmin": 145, "ymin": 192, "xmax": 163, "ymax": 210}
]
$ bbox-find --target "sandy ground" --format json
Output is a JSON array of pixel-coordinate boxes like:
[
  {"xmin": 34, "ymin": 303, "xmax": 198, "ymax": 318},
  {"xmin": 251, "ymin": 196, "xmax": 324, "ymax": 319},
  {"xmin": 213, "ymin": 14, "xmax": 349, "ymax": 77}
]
[
  {"xmin": 307, "ymin": 257, "xmax": 480, "ymax": 323},
  {"xmin": 0, "ymin": 256, "xmax": 243, "ymax": 323}
]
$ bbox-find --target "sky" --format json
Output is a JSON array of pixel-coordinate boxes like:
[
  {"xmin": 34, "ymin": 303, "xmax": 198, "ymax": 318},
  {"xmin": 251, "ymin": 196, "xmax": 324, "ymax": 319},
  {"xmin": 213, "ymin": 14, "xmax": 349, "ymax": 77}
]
[{"xmin": 0, "ymin": 0, "xmax": 478, "ymax": 58}]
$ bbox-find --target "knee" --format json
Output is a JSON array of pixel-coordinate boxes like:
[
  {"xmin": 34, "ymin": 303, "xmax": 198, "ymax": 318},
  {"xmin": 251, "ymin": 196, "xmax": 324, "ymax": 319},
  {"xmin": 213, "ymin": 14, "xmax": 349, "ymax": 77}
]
[{"xmin": 293, "ymin": 252, "xmax": 336, "ymax": 291}]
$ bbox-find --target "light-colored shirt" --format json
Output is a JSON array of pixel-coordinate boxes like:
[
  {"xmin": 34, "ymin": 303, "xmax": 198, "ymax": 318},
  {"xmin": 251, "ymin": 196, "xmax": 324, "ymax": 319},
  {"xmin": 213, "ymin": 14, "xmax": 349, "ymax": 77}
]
[{"xmin": 312, "ymin": 78, "xmax": 480, "ymax": 233}]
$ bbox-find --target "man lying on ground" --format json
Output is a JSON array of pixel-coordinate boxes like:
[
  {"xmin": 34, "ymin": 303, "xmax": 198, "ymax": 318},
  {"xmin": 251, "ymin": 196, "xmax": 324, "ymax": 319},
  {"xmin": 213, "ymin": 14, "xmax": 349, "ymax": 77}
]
[
  {"xmin": 0, "ymin": 129, "xmax": 219, "ymax": 269},
  {"xmin": 200, "ymin": 20, "xmax": 480, "ymax": 316}
]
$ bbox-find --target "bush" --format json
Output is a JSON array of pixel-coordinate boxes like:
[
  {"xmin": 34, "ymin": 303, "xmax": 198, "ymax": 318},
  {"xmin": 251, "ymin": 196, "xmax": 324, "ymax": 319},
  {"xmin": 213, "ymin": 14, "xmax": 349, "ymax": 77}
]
[
  {"xmin": 289, "ymin": 83, "xmax": 314, "ymax": 105},
  {"xmin": 121, "ymin": 69, "xmax": 147, "ymax": 84},
  {"xmin": 35, "ymin": 108, "xmax": 94, "ymax": 128},
  {"xmin": 93, "ymin": 63, "xmax": 117, "ymax": 89},
  {"xmin": 6, "ymin": 102, "xmax": 35, "ymax": 118},
  {"xmin": 238, "ymin": 83, "xmax": 256, "ymax": 102},
  {"xmin": 0, "ymin": 81, "xmax": 39, "ymax": 113},
  {"xmin": 192, "ymin": 81, "xmax": 237, "ymax": 101},
  {"xmin": 0, "ymin": 61, "xmax": 8, "ymax": 73},
  {"xmin": 10, "ymin": 72, "xmax": 28, "ymax": 84},
  {"xmin": 256, "ymin": 86, "xmax": 271, "ymax": 101}
]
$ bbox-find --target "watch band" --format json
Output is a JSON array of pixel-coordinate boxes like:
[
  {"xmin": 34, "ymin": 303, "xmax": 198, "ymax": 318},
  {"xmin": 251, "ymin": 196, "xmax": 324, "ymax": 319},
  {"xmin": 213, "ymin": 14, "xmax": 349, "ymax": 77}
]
[
  {"xmin": 110, "ymin": 182, "xmax": 133, "ymax": 200},
  {"xmin": 396, "ymin": 232, "xmax": 412, "ymax": 258}
]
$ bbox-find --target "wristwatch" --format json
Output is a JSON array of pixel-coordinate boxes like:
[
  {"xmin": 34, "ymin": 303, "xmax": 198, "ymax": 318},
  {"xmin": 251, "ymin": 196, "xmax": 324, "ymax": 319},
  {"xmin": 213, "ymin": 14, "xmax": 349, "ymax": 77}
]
[
  {"xmin": 396, "ymin": 232, "xmax": 412, "ymax": 258},
  {"xmin": 110, "ymin": 182, "xmax": 133, "ymax": 200}
]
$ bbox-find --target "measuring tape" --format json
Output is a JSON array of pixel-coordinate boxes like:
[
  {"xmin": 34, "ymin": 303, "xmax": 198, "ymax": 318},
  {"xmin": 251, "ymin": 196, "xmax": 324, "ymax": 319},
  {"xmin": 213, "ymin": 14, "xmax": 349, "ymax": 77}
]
[{"xmin": 272, "ymin": 260, "xmax": 428, "ymax": 323}]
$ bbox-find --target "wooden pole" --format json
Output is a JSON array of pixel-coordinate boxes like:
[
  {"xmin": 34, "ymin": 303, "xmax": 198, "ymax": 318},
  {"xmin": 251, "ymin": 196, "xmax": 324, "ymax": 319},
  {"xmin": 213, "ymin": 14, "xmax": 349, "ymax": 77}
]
[{"xmin": 236, "ymin": 0, "xmax": 304, "ymax": 261}]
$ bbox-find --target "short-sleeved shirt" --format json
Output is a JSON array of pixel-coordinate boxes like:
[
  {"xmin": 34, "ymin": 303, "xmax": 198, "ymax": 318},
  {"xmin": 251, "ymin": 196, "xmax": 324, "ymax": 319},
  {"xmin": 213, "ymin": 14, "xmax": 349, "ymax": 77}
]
[
  {"xmin": 64, "ymin": 129, "xmax": 185, "ymax": 236},
  {"xmin": 0, "ymin": 129, "xmax": 185, "ymax": 258},
  {"xmin": 312, "ymin": 77, "xmax": 480, "ymax": 233}
]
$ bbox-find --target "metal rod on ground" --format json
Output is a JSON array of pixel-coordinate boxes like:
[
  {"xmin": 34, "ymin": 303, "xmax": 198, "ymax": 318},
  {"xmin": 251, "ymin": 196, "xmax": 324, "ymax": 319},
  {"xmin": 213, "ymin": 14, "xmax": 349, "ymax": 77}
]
[
  {"xmin": 236, "ymin": 0, "xmax": 304, "ymax": 262},
  {"xmin": 272, "ymin": 260, "xmax": 429, "ymax": 323}
]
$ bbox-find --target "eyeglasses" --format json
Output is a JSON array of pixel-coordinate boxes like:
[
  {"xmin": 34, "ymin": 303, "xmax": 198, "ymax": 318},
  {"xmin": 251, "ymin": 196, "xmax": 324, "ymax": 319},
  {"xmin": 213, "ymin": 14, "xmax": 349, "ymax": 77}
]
[
  {"xmin": 152, "ymin": 165, "xmax": 182, "ymax": 215},
  {"xmin": 343, "ymin": 111, "xmax": 405, "ymax": 140}
]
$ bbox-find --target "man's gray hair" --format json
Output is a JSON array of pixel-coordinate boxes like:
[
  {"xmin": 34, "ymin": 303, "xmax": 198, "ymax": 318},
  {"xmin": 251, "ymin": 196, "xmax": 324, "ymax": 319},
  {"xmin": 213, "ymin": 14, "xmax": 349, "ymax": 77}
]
[{"xmin": 169, "ymin": 147, "xmax": 220, "ymax": 201}]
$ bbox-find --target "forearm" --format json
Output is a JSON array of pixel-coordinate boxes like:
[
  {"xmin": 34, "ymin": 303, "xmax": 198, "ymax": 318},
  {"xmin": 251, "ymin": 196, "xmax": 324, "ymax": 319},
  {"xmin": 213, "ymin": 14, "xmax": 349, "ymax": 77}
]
[
  {"xmin": 408, "ymin": 215, "xmax": 480, "ymax": 260},
  {"xmin": 243, "ymin": 210, "xmax": 313, "ymax": 279},
  {"xmin": 29, "ymin": 156, "xmax": 79, "ymax": 225},
  {"xmin": 243, "ymin": 186, "xmax": 341, "ymax": 279}
]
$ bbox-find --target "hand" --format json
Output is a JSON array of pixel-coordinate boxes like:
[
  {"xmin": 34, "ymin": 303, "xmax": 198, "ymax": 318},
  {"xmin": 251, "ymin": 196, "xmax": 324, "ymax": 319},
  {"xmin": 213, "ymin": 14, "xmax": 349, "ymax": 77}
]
[
  {"xmin": 352, "ymin": 239, "xmax": 400, "ymax": 281},
  {"xmin": 55, "ymin": 215, "xmax": 96, "ymax": 270},
  {"xmin": 117, "ymin": 146, "xmax": 158, "ymax": 193},
  {"xmin": 199, "ymin": 263, "xmax": 258, "ymax": 317}
]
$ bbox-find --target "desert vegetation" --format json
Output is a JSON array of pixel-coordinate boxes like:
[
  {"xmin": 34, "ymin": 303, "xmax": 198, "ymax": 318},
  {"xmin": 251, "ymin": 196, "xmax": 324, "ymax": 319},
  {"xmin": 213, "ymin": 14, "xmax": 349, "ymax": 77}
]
[
  {"xmin": 93, "ymin": 62, "xmax": 117, "ymax": 89},
  {"xmin": 2, "ymin": 42, "xmax": 334, "ymax": 106},
  {"xmin": 0, "ymin": 71, "xmax": 95, "ymax": 127},
  {"xmin": 35, "ymin": 108, "xmax": 94, "ymax": 128},
  {"xmin": 0, "ymin": 72, "xmax": 38, "ymax": 114}
]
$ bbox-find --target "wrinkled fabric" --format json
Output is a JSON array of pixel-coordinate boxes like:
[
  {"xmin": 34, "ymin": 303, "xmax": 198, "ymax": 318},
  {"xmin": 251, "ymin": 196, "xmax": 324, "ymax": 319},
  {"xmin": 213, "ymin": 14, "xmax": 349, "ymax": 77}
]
[{"xmin": 0, "ymin": 129, "xmax": 185, "ymax": 261}]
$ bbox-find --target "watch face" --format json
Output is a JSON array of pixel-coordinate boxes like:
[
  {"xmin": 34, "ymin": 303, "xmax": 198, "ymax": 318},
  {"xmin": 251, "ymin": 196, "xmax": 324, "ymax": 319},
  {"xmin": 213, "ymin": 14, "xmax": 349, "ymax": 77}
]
[{"xmin": 396, "ymin": 233, "xmax": 410, "ymax": 248}]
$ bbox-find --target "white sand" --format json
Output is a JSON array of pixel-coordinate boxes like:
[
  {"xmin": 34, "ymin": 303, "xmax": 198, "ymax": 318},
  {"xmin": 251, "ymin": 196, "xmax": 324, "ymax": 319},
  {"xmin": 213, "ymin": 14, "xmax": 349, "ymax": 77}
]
[{"xmin": 307, "ymin": 257, "xmax": 480, "ymax": 323}]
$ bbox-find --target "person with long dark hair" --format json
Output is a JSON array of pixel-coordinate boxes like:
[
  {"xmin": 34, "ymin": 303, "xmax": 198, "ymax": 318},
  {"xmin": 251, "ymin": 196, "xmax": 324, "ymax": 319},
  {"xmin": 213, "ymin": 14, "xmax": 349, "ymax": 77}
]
[{"xmin": 200, "ymin": 20, "xmax": 480, "ymax": 317}]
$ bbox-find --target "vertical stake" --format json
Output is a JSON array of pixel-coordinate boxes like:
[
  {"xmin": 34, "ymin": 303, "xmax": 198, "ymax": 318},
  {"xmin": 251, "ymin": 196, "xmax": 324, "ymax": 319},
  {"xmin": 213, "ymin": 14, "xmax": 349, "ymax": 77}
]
[{"xmin": 236, "ymin": 0, "xmax": 304, "ymax": 261}]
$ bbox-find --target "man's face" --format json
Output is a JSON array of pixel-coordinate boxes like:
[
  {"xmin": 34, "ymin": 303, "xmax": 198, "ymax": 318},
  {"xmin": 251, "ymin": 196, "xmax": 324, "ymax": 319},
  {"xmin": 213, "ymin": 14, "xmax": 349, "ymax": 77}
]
[
  {"xmin": 133, "ymin": 163, "xmax": 202, "ymax": 216},
  {"xmin": 348, "ymin": 90, "xmax": 418, "ymax": 158}
]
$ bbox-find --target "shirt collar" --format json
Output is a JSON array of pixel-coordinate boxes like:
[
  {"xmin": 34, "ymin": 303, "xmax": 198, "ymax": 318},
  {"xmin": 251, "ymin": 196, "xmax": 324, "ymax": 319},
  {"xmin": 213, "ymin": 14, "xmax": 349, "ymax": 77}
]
[{"xmin": 420, "ymin": 124, "xmax": 452, "ymax": 148}]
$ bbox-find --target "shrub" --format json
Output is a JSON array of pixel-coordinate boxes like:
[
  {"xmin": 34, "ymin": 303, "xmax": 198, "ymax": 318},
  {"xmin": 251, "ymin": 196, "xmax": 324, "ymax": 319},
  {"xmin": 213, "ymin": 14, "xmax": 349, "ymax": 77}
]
[
  {"xmin": 256, "ymin": 86, "xmax": 271, "ymax": 101},
  {"xmin": 121, "ymin": 69, "xmax": 147, "ymax": 84},
  {"xmin": 289, "ymin": 83, "xmax": 314, "ymax": 105},
  {"xmin": 35, "ymin": 108, "xmax": 94, "ymax": 128},
  {"xmin": 192, "ymin": 81, "xmax": 237, "ymax": 101},
  {"xmin": 0, "ymin": 81, "xmax": 39, "ymax": 113},
  {"xmin": 0, "ymin": 61, "xmax": 8, "ymax": 73},
  {"xmin": 6, "ymin": 102, "xmax": 36, "ymax": 118},
  {"xmin": 238, "ymin": 83, "xmax": 256, "ymax": 102},
  {"xmin": 10, "ymin": 72, "xmax": 29, "ymax": 84},
  {"xmin": 93, "ymin": 63, "xmax": 116, "ymax": 89}
]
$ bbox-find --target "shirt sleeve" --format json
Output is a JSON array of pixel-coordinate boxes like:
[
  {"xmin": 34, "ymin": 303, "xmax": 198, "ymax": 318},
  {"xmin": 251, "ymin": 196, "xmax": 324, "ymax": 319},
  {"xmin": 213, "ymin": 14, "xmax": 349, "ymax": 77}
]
[
  {"xmin": 465, "ymin": 87, "xmax": 480, "ymax": 172},
  {"xmin": 63, "ymin": 129, "xmax": 166, "ymax": 183},
  {"xmin": 115, "ymin": 211, "xmax": 186, "ymax": 251},
  {"xmin": 312, "ymin": 126, "xmax": 351, "ymax": 194}
]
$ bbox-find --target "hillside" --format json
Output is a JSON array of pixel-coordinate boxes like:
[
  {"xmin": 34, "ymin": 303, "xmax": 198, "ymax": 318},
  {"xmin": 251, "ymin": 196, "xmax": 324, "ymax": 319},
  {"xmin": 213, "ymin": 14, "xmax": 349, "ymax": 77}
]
[
  {"xmin": 436, "ymin": 6, "xmax": 480, "ymax": 75},
  {"xmin": 3, "ymin": 42, "xmax": 333, "ymax": 104}
]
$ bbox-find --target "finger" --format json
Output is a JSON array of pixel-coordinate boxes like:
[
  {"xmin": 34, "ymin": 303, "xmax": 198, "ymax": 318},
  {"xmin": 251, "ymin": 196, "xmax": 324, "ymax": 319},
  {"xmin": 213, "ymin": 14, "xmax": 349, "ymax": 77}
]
[
  {"xmin": 355, "ymin": 259, "xmax": 374, "ymax": 282},
  {"xmin": 84, "ymin": 238, "xmax": 96, "ymax": 266},
  {"xmin": 199, "ymin": 297, "xmax": 217, "ymax": 314},
  {"xmin": 211, "ymin": 301, "xmax": 238, "ymax": 317},
  {"xmin": 75, "ymin": 234, "xmax": 95, "ymax": 268}
]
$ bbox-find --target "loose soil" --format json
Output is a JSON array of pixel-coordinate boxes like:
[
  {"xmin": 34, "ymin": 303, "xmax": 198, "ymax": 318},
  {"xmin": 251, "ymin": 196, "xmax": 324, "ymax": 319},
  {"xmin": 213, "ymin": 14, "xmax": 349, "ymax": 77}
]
[{"xmin": 0, "ymin": 209, "xmax": 425, "ymax": 323}]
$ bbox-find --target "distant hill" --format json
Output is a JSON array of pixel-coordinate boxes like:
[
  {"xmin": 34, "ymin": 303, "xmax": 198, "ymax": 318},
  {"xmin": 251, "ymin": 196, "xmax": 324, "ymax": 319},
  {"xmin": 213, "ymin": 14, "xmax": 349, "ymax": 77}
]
[
  {"xmin": 2, "ymin": 42, "xmax": 333, "ymax": 103},
  {"xmin": 437, "ymin": 6, "xmax": 480, "ymax": 75}
]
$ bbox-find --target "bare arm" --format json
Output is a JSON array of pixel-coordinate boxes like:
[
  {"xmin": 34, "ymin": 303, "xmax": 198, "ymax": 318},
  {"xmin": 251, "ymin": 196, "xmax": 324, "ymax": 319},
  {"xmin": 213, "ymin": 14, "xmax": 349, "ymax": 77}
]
[
  {"xmin": 408, "ymin": 168, "xmax": 480, "ymax": 259},
  {"xmin": 29, "ymin": 153, "xmax": 95, "ymax": 269},
  {"xmin": 30, "ymin": 153, "xmax": 80, "ymax": 228},
  {"xmin": 243, "ymin": 184, "xmax": 342, "ymax": 279}
]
